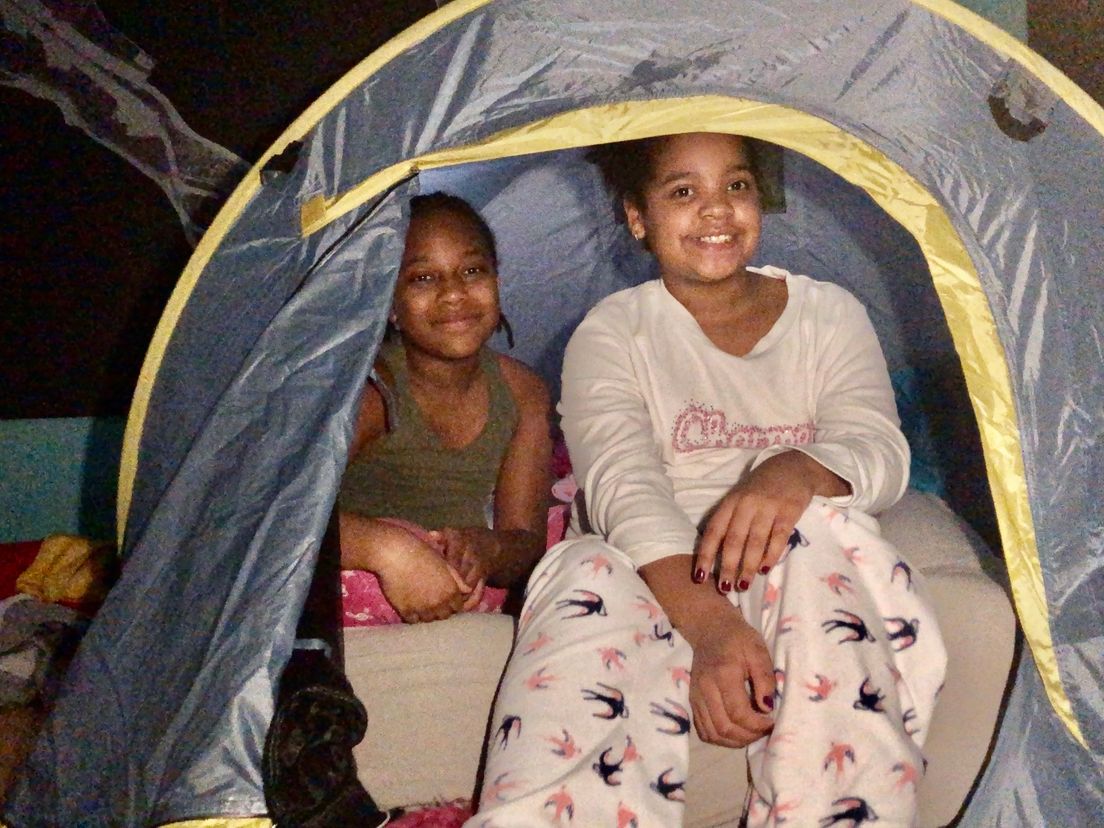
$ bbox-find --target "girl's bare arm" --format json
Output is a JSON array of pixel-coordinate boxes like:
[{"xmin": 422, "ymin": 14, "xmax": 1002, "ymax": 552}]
[
  {"xmin": 439, "ymin": 355, "xmax": 552, "ymax": 589},
  {"xmin": 639, "ymin": 554, "xmax": 776, "ymax": 748}
]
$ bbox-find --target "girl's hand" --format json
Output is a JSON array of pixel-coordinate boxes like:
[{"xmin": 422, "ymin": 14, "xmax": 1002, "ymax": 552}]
[
  {"xmin": 433, "ymin": 527, "xmax": 489, "ymax": 610},
  {"xmin": 432, "ymin": 527, "xmax": 490, "ymax": 590},
  {"xmin": 689, "ymin": 608, "xmax": 776, "ymax": 748},
  {"xmin": 638, "ymin": 555, "xmax": 774, "ymax": 748},
  {"xmin": 370, "ymin": 529, "xmax": 469, "ymax": 623},
  {"xmin": 696, "ymin": 451, "xmax": 848, "ymax": 594}
]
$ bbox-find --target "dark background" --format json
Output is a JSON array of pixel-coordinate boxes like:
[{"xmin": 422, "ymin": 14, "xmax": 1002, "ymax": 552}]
[
  {"xmin": 1, "ymin": 1, "xmax": 1101, "ymax": 420},
  {"xmin": 1, "ymin": 0, "xmax": 437, "ymax": 419}
]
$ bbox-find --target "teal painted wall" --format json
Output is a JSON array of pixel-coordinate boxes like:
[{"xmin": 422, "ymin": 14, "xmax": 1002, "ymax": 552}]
[
  {"xmin": 1, "ymin": 417, "xmax": 124, "ymax": 543},
  {"xmin": 960, "ymin": 0, "xmax": 1027, "ymax": 40}
]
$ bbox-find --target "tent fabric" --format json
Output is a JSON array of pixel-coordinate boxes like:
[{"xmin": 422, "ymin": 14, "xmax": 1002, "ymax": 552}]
[
  {"xmin": 5, "ymin": 1, "xmax": 1102, "ymax": 825},
  {"xmin": 0, "ymin": 0, "xmax": 249, "ymax": 245}
]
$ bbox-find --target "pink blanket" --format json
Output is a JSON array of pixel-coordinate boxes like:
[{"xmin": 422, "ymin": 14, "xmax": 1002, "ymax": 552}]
[{"xmin": 341, "ymin": 519, "xmax": 506, "ymax": 627}]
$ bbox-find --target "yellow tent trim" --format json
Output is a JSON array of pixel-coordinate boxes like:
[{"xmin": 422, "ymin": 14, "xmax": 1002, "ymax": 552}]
[
  {"xmin": 117, "ymin": 0, "xmax": 1104, "ymax": 545},
  {"xmin": 116, "ymin": 0, "xmax": 1097, "ymax": 748},
  {"xmin": 292, "ymin": 95, "xmax": 1078, "ymax": 743},
  {"xmin": 118, "ymin": 0, "xmax": 1097, "ymax": 536},
  {"xmin": 914, "ymin": 0, "xmax": 1104, "ymax": 135}
]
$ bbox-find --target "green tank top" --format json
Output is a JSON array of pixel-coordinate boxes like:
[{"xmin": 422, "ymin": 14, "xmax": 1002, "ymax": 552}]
[{"xmin": 339, "ymin": 340, "xmax": 519, "ymax": 529}]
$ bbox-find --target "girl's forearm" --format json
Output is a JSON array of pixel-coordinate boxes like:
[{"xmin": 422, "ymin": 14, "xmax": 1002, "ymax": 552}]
[
  {"xmin": 787, "ymin": 450, "xmax": 852, "ymax": 498},
  {"xmin": 339, "ymin": 513, "xmax": 409, "ymax": 571},
  {"xmin": 450, "ymin": 526, "xmax": 545, "ymax": 588},
  {"xmin": 489, "ymin": 528, "xmax": 546, "ymax": 586},
  {"xmin": 638, "ymin": 554, "xmax": 747, "ymax": 648},
  {"xmin": 342, "ymin": 514, "xmax": 543, "ymax": 588}
]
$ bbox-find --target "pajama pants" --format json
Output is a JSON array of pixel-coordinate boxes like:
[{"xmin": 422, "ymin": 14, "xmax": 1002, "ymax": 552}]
[{"xmin": 467, "ymin": 499, "xmax": 947, "ymax": 827}]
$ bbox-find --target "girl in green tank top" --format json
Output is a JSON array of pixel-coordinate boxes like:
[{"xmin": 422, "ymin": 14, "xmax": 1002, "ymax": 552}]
[{"xmin": 338, "ymin": 193, "xmax": 552, "ymax": 624}]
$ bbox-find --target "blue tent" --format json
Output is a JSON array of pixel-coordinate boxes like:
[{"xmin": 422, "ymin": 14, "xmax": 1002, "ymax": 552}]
[{"xmin": 5, "ymin": 1, "xmax": 1102, "ymax": 824}]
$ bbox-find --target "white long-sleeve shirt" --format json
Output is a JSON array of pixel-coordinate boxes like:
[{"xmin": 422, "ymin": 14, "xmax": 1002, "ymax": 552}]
[{"xmin": 559, "ymin": 266, "xmax": 909, "ymax": 568}]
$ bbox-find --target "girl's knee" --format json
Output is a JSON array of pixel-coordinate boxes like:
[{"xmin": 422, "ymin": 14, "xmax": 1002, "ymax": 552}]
[{"xmin": 518, "ymin": 537, "xmax": 666, "ymax": 644}]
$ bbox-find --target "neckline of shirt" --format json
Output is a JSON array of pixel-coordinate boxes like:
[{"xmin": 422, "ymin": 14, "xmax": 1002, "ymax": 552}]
[{"xmin": 654, "ymin": 265, "xmax": 802, "ymax": 359}]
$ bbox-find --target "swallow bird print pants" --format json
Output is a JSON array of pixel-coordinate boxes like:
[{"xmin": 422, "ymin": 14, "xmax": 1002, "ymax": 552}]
[{"xmin": 468, "ymin": 499, "xmax": 947, "ymax": 827}]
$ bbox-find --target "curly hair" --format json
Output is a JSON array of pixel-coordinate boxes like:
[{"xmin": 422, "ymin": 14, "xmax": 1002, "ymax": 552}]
[
  {"xmin": 409, "ymin": 191, "xmax": 498, "ymax": 266},
  {"xmin": 586, "ymin": 133, "xmax": 768, "ymax": 211}
]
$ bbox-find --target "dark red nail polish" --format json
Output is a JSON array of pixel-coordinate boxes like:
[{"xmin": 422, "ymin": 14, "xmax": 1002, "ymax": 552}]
[
  {"xmin": 693, "ymin": 568, "xmax": 706, "ymax": 584},
  {"xmin": 762, "ymin": 695, "xmax": 775, "ymax": 710},
  {"xmin": 737, "ymin": 579, "xmax": 750, "ymax": 591},
  {"xmin": 719, "ymin": 579, "xmax": 733, "ymax": 594},
  {"xmin": 759, "ymin": 565, "xmax": 771, "ymax": 575}
]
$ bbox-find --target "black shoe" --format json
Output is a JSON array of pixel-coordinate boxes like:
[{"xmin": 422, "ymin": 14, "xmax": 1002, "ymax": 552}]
[{"xmin": 262, "ymin": 648, "xmax": 401, "ymax": 827}]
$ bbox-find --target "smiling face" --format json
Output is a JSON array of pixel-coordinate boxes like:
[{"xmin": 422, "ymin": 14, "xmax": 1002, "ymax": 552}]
[
  {"xmin": 623, "ymin": 132, "xmax": 762, "ymax": 291},
  {"xmin": 391, "ymin": 204, "xmax": 500, "ymax": 361}
]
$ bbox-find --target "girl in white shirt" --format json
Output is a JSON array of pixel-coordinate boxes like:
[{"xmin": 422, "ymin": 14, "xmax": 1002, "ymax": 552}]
[{"xmin": 468, "ymin": 133, "xmax": 945, "ymax": 828}]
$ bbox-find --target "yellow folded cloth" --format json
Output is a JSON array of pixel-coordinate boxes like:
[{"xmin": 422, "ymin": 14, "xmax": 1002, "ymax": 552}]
[{"xmin": 15, "ymin": 534, "xmax": 117, "ymax": 605}]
